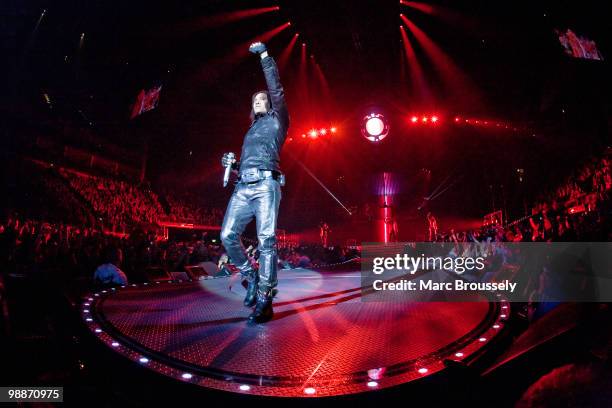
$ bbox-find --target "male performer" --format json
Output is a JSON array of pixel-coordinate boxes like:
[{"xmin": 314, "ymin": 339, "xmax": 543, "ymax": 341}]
[{"xmin": 220, "ymin": 41, "xmax": 289, "ymax": 324}]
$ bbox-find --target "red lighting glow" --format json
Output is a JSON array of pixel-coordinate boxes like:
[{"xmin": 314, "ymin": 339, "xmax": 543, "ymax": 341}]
[
  {"xmin": 291, "ymin": 125, "xmax": 337, "ymax": 142},
  {"xmin": 453, "ymin": 115, "xmax": 527, "ymax": 133},
  {"xmin": 408, "ymin": 114, "xmax": 442, "ymax": 125}
]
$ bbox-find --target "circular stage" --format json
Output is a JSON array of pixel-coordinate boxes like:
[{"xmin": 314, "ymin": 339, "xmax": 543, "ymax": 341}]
[{"xmin": 81, "ymin": 269, "xmax": 508, "ymax": 397}]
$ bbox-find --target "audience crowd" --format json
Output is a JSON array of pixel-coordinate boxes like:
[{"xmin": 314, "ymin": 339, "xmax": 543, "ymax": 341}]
[
  {"xmin": 159, "ymin": 190, "xmax": 224, "ymax": 226},
  {"xmin": 434, "ymin": 149, "xmax": 612, "ymax": 243}
]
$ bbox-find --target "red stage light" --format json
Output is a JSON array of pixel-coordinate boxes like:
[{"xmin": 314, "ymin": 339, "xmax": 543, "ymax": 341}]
[
  {"xmin": 330, "ymin": 127, "xmax": 337, "ymax": 133},
  {"xmin": 309, "ymin": 129, "xmax": 318, "ymax": 138},
  {"xmin": 411, "ymin": 116, "xmax": 418, "ymax": 123},
  {"xmin": 301, "ymin": 134, "xmax": 306, "ymax": 138},
  {"xmin": 454, "ymin": 116, "xmax": 460, "ymax": 122},
  {"xmin": 302, "ymin": 43, "xmax": 306, "ymax": 47},
  {"xmin": 422, "ymin": 116, "xmax": 428, "ymax": 123},
  {"xmin": 431, "ymin": 115, "xmax": 438, "ymax": 123},
  {"xmin": 320, "ymin": 128, "xmax": 327, "ymax": 135}
]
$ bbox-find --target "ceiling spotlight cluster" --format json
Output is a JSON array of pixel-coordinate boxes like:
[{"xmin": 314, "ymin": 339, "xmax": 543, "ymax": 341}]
[
  {"xmin": 453, "ymin": 116, "xmax": 525, "ymax": 133},
  {"xmin": 287, "ymin": 125, "xmax": 338, "ymax": 142},
  {"xmin": 408, "ymin": 114, "xmax": 441, "ymax": 125}
]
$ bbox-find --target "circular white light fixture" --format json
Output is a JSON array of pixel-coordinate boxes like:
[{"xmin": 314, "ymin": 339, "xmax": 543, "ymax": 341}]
[
  {"xmin": 304, "ymin": 387, "xmax": 316, "ymax": 395},
  {"xmin": 366, "ymin": 117, "xmax": 384, "ymax": 136},
  {"xmin": 361, "ymin": 113, "xmax": 389, "ymax": 142}
]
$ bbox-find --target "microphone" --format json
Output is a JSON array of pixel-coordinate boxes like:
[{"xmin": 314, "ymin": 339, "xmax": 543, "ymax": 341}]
[{"xmin": 223, "ymin": 152, "xmax": 235, "ymax": 187}]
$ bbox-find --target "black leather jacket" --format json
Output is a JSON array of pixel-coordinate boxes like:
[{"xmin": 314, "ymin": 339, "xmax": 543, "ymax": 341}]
[{"xmin": 238, "ymin": 56, "xmax": 289, "ymax": 173}]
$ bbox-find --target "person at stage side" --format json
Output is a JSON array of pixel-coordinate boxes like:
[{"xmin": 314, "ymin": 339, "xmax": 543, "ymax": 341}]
[
  {"xmin": 93, "ymin": 246, "xmax": 128, "ymax": 287},
  {"xmin": 427, "ymin": 212, "xmax": 438, "ymax": 241}
]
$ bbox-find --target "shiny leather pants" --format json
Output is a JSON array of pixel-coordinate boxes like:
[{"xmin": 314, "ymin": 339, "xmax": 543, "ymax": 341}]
[{"xmin": 220, "ymin": 177, "xmax": 281, "ymax": 293}]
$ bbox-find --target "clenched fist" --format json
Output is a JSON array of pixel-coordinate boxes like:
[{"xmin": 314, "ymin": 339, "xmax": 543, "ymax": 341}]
[{"xmin": 248, "ymin": 42, "xmax": 267, "ymax": 55}]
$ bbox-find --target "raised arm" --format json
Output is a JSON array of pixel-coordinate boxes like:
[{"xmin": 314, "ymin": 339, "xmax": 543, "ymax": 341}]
[{"xmin": 249, "ymin": 42, "xmax": 289, "ymax": 132}]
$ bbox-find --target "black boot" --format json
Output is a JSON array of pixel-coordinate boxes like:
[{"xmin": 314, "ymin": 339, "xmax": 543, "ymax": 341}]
[
  {"xmin": 247, "ymin": 290, "xmax": 274, "ymax": 325},
  {"xmin": 243, "ymin": 278, "xmax": 258, "ymax": 307}
]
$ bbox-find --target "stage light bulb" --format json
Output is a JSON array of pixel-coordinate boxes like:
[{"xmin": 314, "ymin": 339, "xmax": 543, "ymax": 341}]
[{"xmin": 366, "ymin": 117, "xmax": 385, "ymax": 136}]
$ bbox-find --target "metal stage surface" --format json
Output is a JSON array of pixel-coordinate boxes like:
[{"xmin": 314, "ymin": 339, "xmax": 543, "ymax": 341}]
[{"xmin": 81, "ymin": 269, "xmax": 507, "ymax": 397}]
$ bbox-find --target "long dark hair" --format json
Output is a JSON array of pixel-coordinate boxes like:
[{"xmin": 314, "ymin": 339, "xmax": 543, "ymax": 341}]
[{"xmin": 249, "ymin": 90, "xmax": 271, "ymax": 122}]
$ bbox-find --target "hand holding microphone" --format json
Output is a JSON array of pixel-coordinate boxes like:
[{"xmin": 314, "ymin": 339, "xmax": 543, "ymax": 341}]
[{"xmin": 222, "ymin": 152, "xmax": 237, "ymax": 187}]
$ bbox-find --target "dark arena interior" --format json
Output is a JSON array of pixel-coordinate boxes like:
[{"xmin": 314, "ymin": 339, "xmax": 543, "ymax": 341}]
[{"xmin": 1, "ymin": 0, "xmax": 611, "ymax": 406}]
